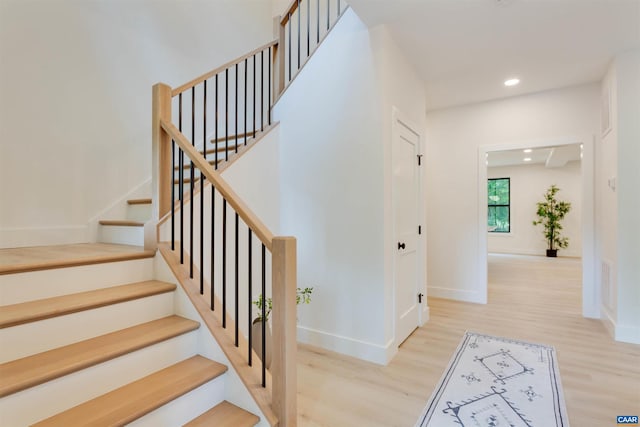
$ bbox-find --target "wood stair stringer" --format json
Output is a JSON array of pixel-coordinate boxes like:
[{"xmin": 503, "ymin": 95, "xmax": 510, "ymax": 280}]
[{"xmin": 158, "ymin": 243, "xmax": 278, "ymax": 426}]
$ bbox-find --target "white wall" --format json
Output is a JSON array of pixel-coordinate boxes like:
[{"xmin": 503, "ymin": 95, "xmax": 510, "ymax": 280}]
[
  {"xmin": 599, "ymin": 49, "xmax": 640, "ymax": 344},
  {"xmin": 488, "ymin": 161, "xmax": 582, "ymax": 257},
  {"xmin": 273, "ymin": 9, "xmax": 426, "ymax": 364},
  {"xmin": 425, "ymin": 83, "xmax": 599, "ymax": 304},
  {"xmin": 0, "ymin": 0, "xmax": 274, "ymax": 248}
]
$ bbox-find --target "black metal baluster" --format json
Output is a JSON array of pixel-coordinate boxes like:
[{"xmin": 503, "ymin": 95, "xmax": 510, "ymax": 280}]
[
  {"xmin": 179, "ymin": 94, "xmax": 184, "ymax": 265},
  {"xmin": 171, "ymin": 138, "xmax": 175, "ymax": 250},
  {"xmin": 337, "ymin": 0, "xmax": 340, "ymax": 16},
  {"xmin": 268, "ymin": 47, "xmax": 272, "ymax": 126},
  {"xmin": 297, "ymin": 0, "xmax": 301, "ymax": 69},
  {"xmin": 253, "ymin": 55, "xmax": 256, "ymax": 137},
  {"xmin": 222, "ymin": 199, "xmax": 227, "ymax": 328},
  {"xmin": 235, "ymin": 63, "xmax": 238, "ymax": 153},
  {"xmin": 247, "ymin": 229, "xmax": 253, "ymax": 366},
  {"xmin": 215, "ymin": 74, "xmax": 219, "ymax": 170},
  {"xmin": 261, "ymin": 50, "xmax": 264, "ymax": 132},
  {"xmin": 200, "ymin": 81, "xmax": 206, "ymax": 294},
  {"xmin": 244, "ymin": 58, "xmax": 248, "ymax": 145},
  {"xmin": 261, "ymin": 243, "xmax": 266, "ymax": 387},
  {"xmin": 211, "ymin": 185, "xmax": 215, "ymax": 311},
  {"xmin": 288, "ymin": 15, "xmax": 292, "ymax": 81},
  {"xmin": 327, "ymin": 0, "xmax": 330, "ymax": 30},
  {"xmin": 225, "ymin": 68, "xmax": 229, "ymax": 161},
  {"xmin": 190, "ymin": 87, "xmax": 195, "ymax": 279},
  {"xmin": 307, "ymin": 0, "xmax": 310, "ymax": 57},
  {"xmin": 317, "ymin": 0, "xmax": 320, "ymax": 43},
  {"xmin": 234, "ymin": 212, "xmax": 239, "ymax": 347}
]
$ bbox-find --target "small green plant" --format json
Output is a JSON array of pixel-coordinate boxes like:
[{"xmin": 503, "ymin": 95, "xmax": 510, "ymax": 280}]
[
  {"xmin": 253, "ymin": 287, "xmax": 313, "ymax": 322},
  {"xmin": 532, "ymin": 185, "xmax": 571, "ymax": 254}
]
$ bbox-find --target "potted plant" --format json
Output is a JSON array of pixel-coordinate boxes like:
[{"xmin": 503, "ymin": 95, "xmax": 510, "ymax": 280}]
[
  {"xmin": 251, "ymin": 287, "xmax": 313, "ymax": 367},
  {"xmin": 532, "ymin": 184, "xmax": 571, "ymax": 257}
]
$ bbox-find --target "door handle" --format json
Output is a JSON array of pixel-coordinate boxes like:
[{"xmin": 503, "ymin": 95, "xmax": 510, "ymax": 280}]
[{"xmin": 398, "ymin": 242, "xmax": 406, "ymax": 250}]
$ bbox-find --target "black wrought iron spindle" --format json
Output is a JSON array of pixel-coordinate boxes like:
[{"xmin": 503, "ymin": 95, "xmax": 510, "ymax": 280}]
[
  {"xmin": 247, "ymin": 229, "xmax": 253, "ymax": 365},
  {"xmin": 235, "ymin": 63, "xmax": 238, "ymax": 153},
  {"xmin": 234, "ymin": 212, "xmax": 239, "ymax": 347},
  {"xmin": 189, "ymin": 87, "xmax": 195, "ymax": 279},
  {"xmin": 179, "ymin": 94, "xmax": 184, "ymax": 265},
  {"xmin": 171, "ymin": 138, "xmax": 175, "ymax": 250},
  {"xmin": 317, "ymin": 0, "xmax": 320, "ymax": 43},
  {"xmin": 261, "ymin": 243, "xmax": 266, "ymax": 387},
  {"xmin": 215, "ymin": 74, "xmax": 219, "ymax": 170},
  {"xmin": 288, "ymin": 15, "xmax": 292, "ymax": 81},
  {"xmin": 222, "ymin": 199, "xmax": 227, "ymax": 328},
  {"xmin": 253, "ymin": 55, "xmax": 256, "ymax": 137},
  {"xmin": 327, "ymin": 0, "xmax": 330, "ymax": 30},
  {"xmin": 268, "ymin": 47, "xmax": 272, "ymax": 125},
  {"xmin": 200, "ymin": 81, "xmax": 207, "ymax": 294},
  {"xmin": 307, "ymin": 0, "xmax": 310, "ymax": 56},
  {"xmin": 297, "ymin": 0, "xmax": 301, "ymax": 69},
  {"xmin": 225, "ymin": 68, "xmax": 229, "ymax": 161},
  {"xmin": 338, "ymin": 0, "xmax": 341, "ymax": 16},
  {"xmin": 244, "ymin": 59, "xmax": 248, "ymax": 146},
  {"xmin": 211, "ymin": 185, "xmax": 215, "ymax": 310},
  {"xmin": 261, "ymin": 51, "xmax": 264, "ymax": 131}
]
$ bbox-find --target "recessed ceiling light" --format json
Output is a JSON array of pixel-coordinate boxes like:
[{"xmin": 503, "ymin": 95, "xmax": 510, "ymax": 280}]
[
  {"xmin": 524, "ymin": 157, "xmax": 532, "ymax": 162},
  {"xmin": 523, "ymin": 148, "xmax": 532, "ymax": 153},
  {"xmin": 504, "ymin": 78, "xmax": 520, "ymax": 87}
]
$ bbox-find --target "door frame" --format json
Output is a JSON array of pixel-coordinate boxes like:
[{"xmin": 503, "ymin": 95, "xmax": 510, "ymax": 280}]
[
  {"xmin": 391, "ymin": 107, "xmax": 427, "ymax": 349},
  {"xmin": 477, "ymin": 134, "xmax": 598, "ymax": 318}
]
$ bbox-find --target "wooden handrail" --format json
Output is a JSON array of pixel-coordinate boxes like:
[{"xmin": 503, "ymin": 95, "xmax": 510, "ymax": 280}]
[
  {"xmin": 160, "ymin": 118, "xmax": 274, "ymax": 251},
  {"xmin": 172, "ymin": 39, "xmax": 279, "ymax": 97},
  {"xmin": 280, "ymin": 0, "xmax": 301, "ymax": 25}
]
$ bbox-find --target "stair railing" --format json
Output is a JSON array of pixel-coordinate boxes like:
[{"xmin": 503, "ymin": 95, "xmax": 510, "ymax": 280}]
[
  {"xmin": 152, "ymin": 3, "xmax": 348, "ymax": 425},
  {"xmin": 152, "ymin": 41, "xmax": 296, "ymax": 426}
]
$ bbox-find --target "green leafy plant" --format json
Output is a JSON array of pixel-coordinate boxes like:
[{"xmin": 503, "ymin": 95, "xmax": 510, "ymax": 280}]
[
  {"xmin": 253, "ymin": 287, "xmax": 313, "ymax": 322},
  {"xmin": 532, "ymin": 185, "xmax": 571, "ymax": 253}
]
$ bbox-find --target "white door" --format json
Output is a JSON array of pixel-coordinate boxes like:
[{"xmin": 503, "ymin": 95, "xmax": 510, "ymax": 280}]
[{"xmin": 393, "ymin": 115, "xmax": 421, "ymax": 346}]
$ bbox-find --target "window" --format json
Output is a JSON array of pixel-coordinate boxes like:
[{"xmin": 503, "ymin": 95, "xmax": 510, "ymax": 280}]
[{"xmin": 488, "ymin": 178, "xmax": 510, "ymax": 233}]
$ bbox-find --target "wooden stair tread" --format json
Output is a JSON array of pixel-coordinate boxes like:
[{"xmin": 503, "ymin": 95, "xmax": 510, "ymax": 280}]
[
  {"xmin": 0, "ymin": 315, "xmax": 199, "ymax": 398},
  {"xmin": 99, "ymin": 220, "xmax": 144, "ymax": 227},
  {"xmin": 127, "ymin": 198, "xmax": 152, "ymax": 205},
  {"xmin": 202, "ymin": 143, "xmax": 241, "ymax": 155},
  {"xmin": 32, "ymin": 355, "xmax": 227, "ymax": 427},
  {"xmin": 0, "ymin": 280, "xmax": 176, "ymax": 328},
  {"xmin": 174, "ymin": 176, "xmax": 204, "ymax": 185},
  {"xmin": 0, "ymin": 243, "xmax": 156, "ymax": 276},
  {"xmin": 211, "ymin": 131, "xmax": 254, "ymax": 144},
  {"xmin": 184, "ymin": 401, "xmax": 260, "ymax": 427}
]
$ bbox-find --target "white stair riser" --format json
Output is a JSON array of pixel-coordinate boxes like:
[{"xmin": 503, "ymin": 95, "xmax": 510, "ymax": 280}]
[
  {"xmin": 98, "ymin": 225, "xmax": 145, "ymax": 246},
  {"xmin": 126, "ymin": 377, "xmax": 226, "ymax": 427},
  {"xmin": 127, "ymin": 204, "xmax": 152, "ymax": 223},
  {"xmin": 0, "ymin": 258, "xmax": 154, "ymax": 305},
  {"xmin": 0, "ymin": 293, "xmax": 174, "ymax": 363},
  {"xmin": 0, "ymin": 332, "xmax": 198, "ymax": 427}
]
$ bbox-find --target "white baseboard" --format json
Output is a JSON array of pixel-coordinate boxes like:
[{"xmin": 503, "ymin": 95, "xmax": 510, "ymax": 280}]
[
  {"xmin": 488, "ymin": 248, "xmax": 582, "ymax": 258},
  {"xmin": 428, "ymin": 286, "xmax": 486, "ymax": 304},
  {"xmin": 615, "ymin": 322, "xmax": 640, "ymax": 344},
  {"xmin": 296, "ymin": 325, "xmax": 396, "ymax": 365},
  {"xmin": 0, "ymin": 226, "xmax": 88, "ymax": 249},
  {"xmin": 600, "ymin": 307, "xmax": 640, "ymax": 344}
]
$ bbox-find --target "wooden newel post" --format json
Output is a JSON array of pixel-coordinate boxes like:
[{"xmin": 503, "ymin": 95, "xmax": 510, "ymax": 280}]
[
  {"xmin": 277, "ymin": 15, "xmax": 286, "ymax": 96},
  {"xmin": 152, "ymin": 83, "xmax": 172, "ymax": 222},
  {"xmin": 271, "ymin": 236, "xmax": 297, "ymax": 427}
]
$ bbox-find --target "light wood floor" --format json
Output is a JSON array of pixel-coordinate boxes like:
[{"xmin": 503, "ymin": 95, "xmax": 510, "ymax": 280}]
[
  {"xmin": 0, "ymin": 243, "xmax": 155, "ymax": 275},
  {"xmin": 296, "ymin": 254, "xmax": 640, "ymax": 426}
]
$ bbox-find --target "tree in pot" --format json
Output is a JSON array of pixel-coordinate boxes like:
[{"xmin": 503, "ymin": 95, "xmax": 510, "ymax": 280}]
[
  {"xmin": 251, "ymin": 287, "xmax": 313, "ymax": 368},
  {"xmin": 532, "ymin": 184, "xmax": 571, "ymax": 257}
]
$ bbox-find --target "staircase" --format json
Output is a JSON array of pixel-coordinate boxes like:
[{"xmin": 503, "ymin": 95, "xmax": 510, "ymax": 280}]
[
  {"xmin": 0, "ymin": 251, "xmax": 261, "ymax": 426},
  {"xmin": 1, "ymin": 1, "xmax": 349, "ymax": 425}
]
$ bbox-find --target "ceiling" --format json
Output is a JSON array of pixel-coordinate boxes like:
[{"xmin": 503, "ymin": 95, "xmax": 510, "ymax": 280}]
[
  {"xmin": 347, "ymin": 0, "xmax": 640, "ymax": 111},
  {"xmin": 487, "ymin": 144, "xmax": 582, "ymax": 168}
]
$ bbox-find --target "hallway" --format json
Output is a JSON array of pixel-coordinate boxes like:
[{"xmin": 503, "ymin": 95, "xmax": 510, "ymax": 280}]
[{"xmin": 296, "ymin": 254, "xmax": 640, "ymax": 426}]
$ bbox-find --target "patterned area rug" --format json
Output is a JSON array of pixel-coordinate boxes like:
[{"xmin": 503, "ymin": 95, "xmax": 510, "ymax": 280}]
[{"xmin": 415, "ymin": 332, "xmax": 569, "ymax": 427}]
